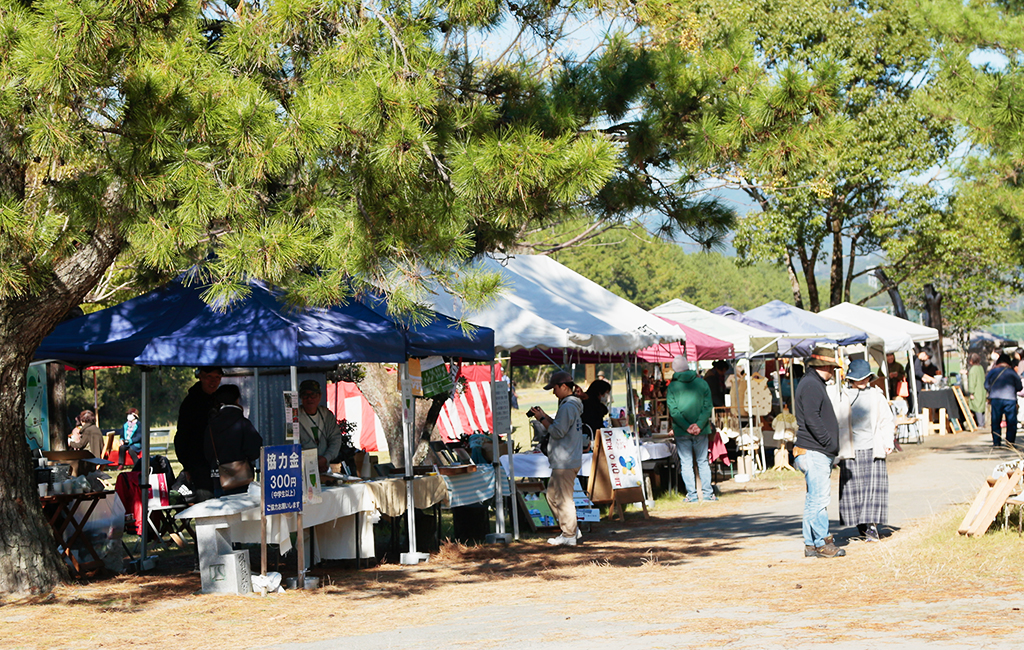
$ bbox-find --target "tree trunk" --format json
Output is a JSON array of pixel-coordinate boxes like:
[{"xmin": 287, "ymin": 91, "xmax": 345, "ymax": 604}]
[
  {"xmin": 0, "ymin": 222, "xmax": 121, "ymax": 595},
  {"xmin": 785, "ymin": 250, "xmax": 804, "ymax": 309},
  {"xmin": 0, "ymin": 345, "xmax": 69, "ymax": 593},
  {"xmin": 799, "ymin": 249, "xmax": 820, "ymax": 312},
  {"xmin": 47, "ymin": 363, "xmax": 67, "ymax": 451},
  {"xmin": 358, "ymin": 364, "xmax": 404, "ymax": 465},
  {"xmin": 923, "ymin": 284, "xmax": 944, "ymax": 374},
  {"xmin": 829, "ymin": 212, "xmax": 844, "ymax": 308}
]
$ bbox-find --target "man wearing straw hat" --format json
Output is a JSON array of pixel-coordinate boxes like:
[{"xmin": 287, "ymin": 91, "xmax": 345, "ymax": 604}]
[{"xmin": 794, "ymin": 345, "xmax": 846, "ymax": 558}]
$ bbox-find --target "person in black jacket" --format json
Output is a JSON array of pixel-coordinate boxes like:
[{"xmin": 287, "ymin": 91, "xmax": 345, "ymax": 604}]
[
  {"xmin": 580, "ymin": 379, "xmax": 611, "ymax": 450},
  {"xmin": 204, "ymin": 384, "xmax": 263, "ymax": 496},
  {"xmin": 175, "ymin": 366, "xmax": 222, "ymax": 500},
  {"xmin": 794, "ymin": 345, "xmax": 846, "ymax": 559}
]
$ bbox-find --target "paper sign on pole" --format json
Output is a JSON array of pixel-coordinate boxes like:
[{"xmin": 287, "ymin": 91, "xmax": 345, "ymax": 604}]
[
  {"xmin": 283, "ymin": 391, "xmax": 300, "ymax": 442},
  {"xmin": 405, "ymin": 358, "xmax": 423, "ymax": 396},
  {"xmin": 302, "ymin": 448, "xmax": 322, "ymax": 505},
  {"xmin": 491, "ymin": 380, "xmax": 511, "ymax": 435}
]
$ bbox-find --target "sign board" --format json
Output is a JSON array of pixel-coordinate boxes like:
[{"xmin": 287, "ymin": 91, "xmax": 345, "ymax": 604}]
[
  {"xmin": 588, "ymin": 427, "xmax": 645, "ymax": 509},
  {"xmin": 262, "ymin": 444, "xmax": 303, "ymax": 515},
  {"xmin": 491, "ymin": 380, "xmax": 511, "ymax": 435},
  {"xmin": 420, "ymin": 356, "xmax": 452, "ymax": 398},
  {"xmin": 25, "ymin": 365, "xmax": 49, "ymax": 451},
  {"xmin": 600, "ymin": 427, "xmax": 642, "ymax": 491}
]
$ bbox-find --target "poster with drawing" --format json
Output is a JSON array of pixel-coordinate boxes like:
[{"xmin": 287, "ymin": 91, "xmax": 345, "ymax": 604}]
[{"xmin": 599, "ymin": 427, "xmax": 642, "ymax": 491}]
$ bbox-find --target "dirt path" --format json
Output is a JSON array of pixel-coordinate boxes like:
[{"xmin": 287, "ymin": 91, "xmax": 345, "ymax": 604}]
[{"xmin": 5, "ymin": 430, "xmax": 1023, "ymax": 650}]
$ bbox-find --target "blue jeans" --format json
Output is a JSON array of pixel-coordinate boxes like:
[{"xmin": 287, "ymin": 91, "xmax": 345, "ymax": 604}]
[
  {"xmin": 676, "ymin": 435, "xmax": 713, "ymax": 500},
  {"xmin": 990, "ymin": 398, "xmax": 1017, "ymax": 445},
  {"xmin": 794, "ymin": 450, "xmax": 834, "ymax": 547}
]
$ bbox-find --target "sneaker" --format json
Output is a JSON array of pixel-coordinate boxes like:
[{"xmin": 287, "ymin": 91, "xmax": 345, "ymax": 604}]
[
  {"xmin": 547, "ymin": 534, "xmax": 577, "ymax": 547},
  {"xmin": 685, "ymin": 496, "xmax": 699, "ymax": 503},
  {"xmin": 703, "ymin": 494, "xmax": 718, "ymax": 502},
  {"xmin": 813, "ymin": 536, "xmax": 846, "ymax": 558}
]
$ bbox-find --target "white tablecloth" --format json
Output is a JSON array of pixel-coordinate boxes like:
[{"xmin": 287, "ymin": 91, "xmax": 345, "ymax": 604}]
[
  {"xmin": 640, "ymin": 440, "xmax": 676, "ymax": 461},
  {"xmin": 178, "ymin": 482, "xmax": 377, "ymax": 557},
  {"xmin": 499, "ymin": 453, "xmax": 593, "ymax": 479}
]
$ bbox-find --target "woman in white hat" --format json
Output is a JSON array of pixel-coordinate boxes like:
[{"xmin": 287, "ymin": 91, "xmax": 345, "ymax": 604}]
[{"xmin": 837, "ymin": 359, "xmax": 895, "ymax": 542}]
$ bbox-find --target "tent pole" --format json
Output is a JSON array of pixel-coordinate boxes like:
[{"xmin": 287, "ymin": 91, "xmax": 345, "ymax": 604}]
[
  {"xmin": 882, "ymin": 357, "xmax": 890, "ymax": 400},
  {"xmin": 745, "ymin": 357, "xmax": 756, "ymax": 478},
  {"xmin": 93, "ymin": 370, "xmax": 98, "ymax": 428},
  {"xmin": 506, "ymin": 356, "xmax": 520, "ymax": 541},
  {"xmin": 487, "ymin": 361, "xmax": 512, "ymax": 544},
  {"xmin": 138, "ymin": 368, "xmax": 152, "ymax": 571},
  {"xmin": 291, "ymin": 366, "xmax": 305, "ymax": 588},
  {"xmin": 252, "ymin": 368, "xmax": 260, "ymax": 436},
  {"xmin": 400, "ymin": 362, "xmax": 428, "ymax": 564},
  {"xmin": 907, "ymin": 350, "xmax": 919, "ymax": 417}
]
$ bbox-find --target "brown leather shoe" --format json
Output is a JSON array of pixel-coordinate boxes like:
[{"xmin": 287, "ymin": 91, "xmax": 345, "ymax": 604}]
[
  {"xmin": 814, "ymin": 535, "xmax": 846, "ymax": 558},
  {"xmin": 804, "ymin": 544, "xmax": 818, "ymax": 557}
]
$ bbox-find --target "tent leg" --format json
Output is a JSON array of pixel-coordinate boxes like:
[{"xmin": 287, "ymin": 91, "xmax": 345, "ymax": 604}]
[
  {"xmin": 400, "ymin": 362, "xmax": 429, "ymax": 565},
  {"xmin": 486, "ymin": 361, "xmax": 512, "ymax": 544},
  {"xmin": 137, "ymin": 368, "xmax": 156, "ymax": 572}
]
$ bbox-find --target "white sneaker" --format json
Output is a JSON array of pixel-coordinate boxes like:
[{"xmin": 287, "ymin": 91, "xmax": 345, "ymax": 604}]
[{"xmin": 546, "ymin": 534, "xmax": 577, "ymax": 546}]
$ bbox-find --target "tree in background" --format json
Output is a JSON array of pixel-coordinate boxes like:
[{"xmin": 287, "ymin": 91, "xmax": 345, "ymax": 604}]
[
  {"xmin": 552, "ymin": 225, "xmax": 796, "ymax": 310},
  {"xmin": 64, "ymin": 367, "xmax": 196, "ymax": 430},
  {"xmin": 0, "ymin": 0, "xmax": 619, "ymax": 594}
]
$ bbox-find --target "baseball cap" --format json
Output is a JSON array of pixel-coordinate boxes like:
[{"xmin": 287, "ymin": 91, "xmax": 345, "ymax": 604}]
[
  {"xmin": 543, "ymin": 370, "xmax": 574, "ymax": 390},
  {"xmin": 299, "ymin": 379, "xmax": 321, "ymax": 395}
]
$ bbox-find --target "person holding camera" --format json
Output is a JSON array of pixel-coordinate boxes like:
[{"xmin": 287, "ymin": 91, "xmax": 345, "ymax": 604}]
[{"xmin": 528, "ymin": 369, "xmax": 584, "ymax": 547}]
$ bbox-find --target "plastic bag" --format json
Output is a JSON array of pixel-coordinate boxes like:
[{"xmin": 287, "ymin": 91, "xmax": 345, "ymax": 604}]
[{"xmin": 73, "ymin": 492, "xmax": 125, "ymax": 543}]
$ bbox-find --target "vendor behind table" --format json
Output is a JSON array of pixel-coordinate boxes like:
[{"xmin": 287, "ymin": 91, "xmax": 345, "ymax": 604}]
[{"xmin": 297, "ymin": 379, "xmax": 342, "ymax": 473}]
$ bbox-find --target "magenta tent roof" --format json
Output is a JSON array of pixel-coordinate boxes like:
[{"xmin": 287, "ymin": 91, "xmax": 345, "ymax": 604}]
[{"xmin": 637, "ymin": 316, "xmax": 735, "ymax": 362}]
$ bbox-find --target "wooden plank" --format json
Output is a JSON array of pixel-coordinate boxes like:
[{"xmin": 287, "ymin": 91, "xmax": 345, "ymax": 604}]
[
  {"xmin": 958, "ymin": 482, "xmax": 993, "ymax": 534},
  {"xmin": 968, "ymin": 469, "xmax": 1023, "ymax": 537},
  {"xmin": 952, "ymin": 387, "xmax": 977, "ymax": 431}
]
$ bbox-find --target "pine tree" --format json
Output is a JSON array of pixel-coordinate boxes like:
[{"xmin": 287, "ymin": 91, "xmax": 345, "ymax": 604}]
[{"xmin": 0, "ymin": 0, "xmax": 619, "ymax": 593}]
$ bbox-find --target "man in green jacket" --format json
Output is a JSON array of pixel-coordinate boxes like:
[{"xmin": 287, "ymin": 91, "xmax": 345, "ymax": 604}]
[{"xmin": 666, "ymin": 356, "xmax": 717, "ymax": 502}]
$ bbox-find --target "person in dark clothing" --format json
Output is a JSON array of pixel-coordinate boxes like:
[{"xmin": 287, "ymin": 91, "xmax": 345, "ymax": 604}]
[
  {"xmin": 703, "ymin": 361, "xmax": 728, "ymax": 408},
  {"xmin": 581, "ymin": 379, "xmax": 611, "ymax": 447},
  {"xmin": 204, "ymin": 384, "xmax": 263, "ymax": 496},
  {"xmin": 794, "ymin": 345, "xmax": 845, "ymax": 559},
  {"xmin": 984, "ymin": 354, "xmax": 1022, "ymax": 447},
  {"xmin": 175, "ymin": 366, "xmax": 223, "ymax": 499}
]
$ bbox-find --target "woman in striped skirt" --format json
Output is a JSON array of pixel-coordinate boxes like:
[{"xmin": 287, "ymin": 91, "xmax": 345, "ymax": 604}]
[{"xmin": 838, "ymin": 359, "xmax": 896, "ymax": 542}]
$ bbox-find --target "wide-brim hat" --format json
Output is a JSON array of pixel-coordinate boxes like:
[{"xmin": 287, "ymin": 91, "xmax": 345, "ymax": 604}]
[
  {"xmin": 543, "ymin": 370, "xmax": 574, "ymax": 390},
  {"xmin": 806, "ymin": 345, "xmax": 840, "ymax": 368},
  {"xmin": 846, "ymin": 359, "xmax": 872, "ymax": 381}
]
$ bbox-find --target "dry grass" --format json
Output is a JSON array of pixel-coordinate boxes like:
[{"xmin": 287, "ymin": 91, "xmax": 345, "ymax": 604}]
[{"xmin": 3, "ymin": 433, "xmax": 1021, "ymax": 648}]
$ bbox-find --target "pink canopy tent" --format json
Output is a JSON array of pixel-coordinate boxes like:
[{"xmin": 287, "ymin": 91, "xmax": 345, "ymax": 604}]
[{"xmin": 637, "ymin": 316, "xmax": 735, "ymax": 362}]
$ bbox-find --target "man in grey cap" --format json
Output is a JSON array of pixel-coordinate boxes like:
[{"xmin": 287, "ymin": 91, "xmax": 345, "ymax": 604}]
[
  {"xmin": 298, "ymin": 379, "xmax": 343, "ymax": 472},
  {"xmin": 528, "ymin": 369, "xmax": 584, "ymax": 546},
  {"xmin": 794, "ymin": 346, "xmax": 846, "ymax": 558}
]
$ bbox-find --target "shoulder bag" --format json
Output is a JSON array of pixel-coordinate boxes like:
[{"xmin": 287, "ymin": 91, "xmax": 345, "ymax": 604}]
[{"xmin": 208, "ymin": 425, "xmax": 254, "ymax": 491}]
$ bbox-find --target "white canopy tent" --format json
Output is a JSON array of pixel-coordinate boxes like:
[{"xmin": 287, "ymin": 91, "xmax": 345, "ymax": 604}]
[
  {"xmin": 428, "ymin": 255, "xmax": 686, "ymax": 353},
  {"xmin": 819, "ymin": 303, "xmax": 927, "ymax": 353}
]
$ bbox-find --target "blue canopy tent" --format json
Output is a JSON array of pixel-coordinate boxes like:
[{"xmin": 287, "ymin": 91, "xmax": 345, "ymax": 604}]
[
  {"xmin": 37, "ymin": 280, "xmax": 493, "ymax": 367},
  {"xmin": 35, "ymin": 278, "xmax": 494, "ymax": 574}
]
